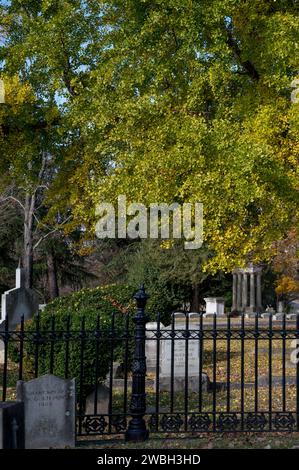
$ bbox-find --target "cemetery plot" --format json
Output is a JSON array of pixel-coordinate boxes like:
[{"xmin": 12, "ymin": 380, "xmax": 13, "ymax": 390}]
[{"xmin": 1, "ymin": 314, "xmax": 299, "ymax": 439}]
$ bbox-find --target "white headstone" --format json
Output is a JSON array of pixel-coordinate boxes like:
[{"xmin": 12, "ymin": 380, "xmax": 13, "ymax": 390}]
[
  {"xmin": 156, "ymin": 315, "xmax": 209, "ymax": 392},
  {"xmin": 188, "ymin": 312, "xmax": 201, "ymax": 328},
  {"xmin": 289, "ymin": 298, "xmax": 299, "ymax": 315},
  {"xmin": 160, "ymin": 337, "xmax": 200, "ymax": 378},
  {"xmin": 145, "ymin": 321, "xmax": 165, "ymax": 372},
  {"xmin": 204, "ymin": 297, "xmax": 225, "ymax": 316},
  {"xmin": 261, "ymin": 312, "xmax": 273, "ymax": 318},
  {"xmin": 159, "ymin": 312, "xmax": 199, "ymax": 377}
]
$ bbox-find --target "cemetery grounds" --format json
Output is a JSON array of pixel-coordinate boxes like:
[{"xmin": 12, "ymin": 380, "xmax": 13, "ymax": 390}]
[{"xmin": 1, "ymin": 317, "xmax": 298, "ymax": 449}]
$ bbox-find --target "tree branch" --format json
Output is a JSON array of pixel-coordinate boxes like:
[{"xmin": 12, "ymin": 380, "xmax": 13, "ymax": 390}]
[
  {"xmin": 33, "ymin": 215, "xmax": 71, "ymax": 250},
  {"xmin": 0, "ymin": 195, "xmax": 25, "ymax": 212},
  {"xmin": 226, "ymin": 25, "xmax": 259, "ymax": 81},
  {"xmin": 1, "ymin": 116, "xmax": 61, "ymax": 137}
]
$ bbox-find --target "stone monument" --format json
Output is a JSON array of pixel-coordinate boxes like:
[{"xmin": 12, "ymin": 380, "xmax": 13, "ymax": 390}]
[
  {"xmin": 157, "ymin": 313, "xmax": 209, "ymax": 392},
  {"xmin": 232, "ymin": 264, "xmax": 263, "ymax": 314},
  {"xmin": 203, "ymin": 297, "xmax": 225, "ymax": 317},
  {"xmin": 0, "ymin": 263, "xmax": 39, "ymax": 330},
  {"xmin": 17, "ymin": 374, "xmax": 76, "ymax": 449},
  {"xmin": 145, "ymin": 321, "xmax": 165, "ymax": 372},
  {"xmin": 85, "ymin": 384, "xmax": 109, "ymax": 416}
]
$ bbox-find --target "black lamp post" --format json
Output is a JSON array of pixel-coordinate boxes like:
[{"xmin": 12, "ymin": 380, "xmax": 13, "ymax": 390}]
[{"xmin": 125, "ymin": 285, "xmax": 149, "ymax": 442}]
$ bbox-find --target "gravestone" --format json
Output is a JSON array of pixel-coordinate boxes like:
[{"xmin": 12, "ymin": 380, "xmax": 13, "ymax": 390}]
[
  {"xmin": 245, "ymin": 312, "xmax": 260, "ymax": 318},
  {"xmin": 157, "ymin": 313, "xmax": 209, "ymax": 392},
  {"xmin": 0, "ymin": 402, "xmax": 24, "ymax": 449},
  {"xmin": 288, "ymin": 298, "xmax": 299, "ymax": 318},
  {"xmin": 287, "ymin": 313, "xmax": 299, "ymax": 320},
  {"xmin": 273, "ymin": 312, "xmax": 286, "ymax": 321},
  {"xmin": 17, "ymin": 374, "xmax": 76, "ymax": 449},
  {"xmin": 145, "ymin": 322, "xmax": 165, "ymax": 372},
  {"xmin": 277, "ymin": 301, "xmax": 284, "ymax": 314},
  {"xmin": 188, "ymin": 312, "xmax": 201, "ymax": 327},
  {"xmin": 1, "ymin": 264, "xmax": 39, "ymax": 330},
  {"xmin": 203, "ymin": 297, "xmax": 225, "ymax": 317},
  {"xmin": 85, "ymin": 385, "xmax": 109, "ymax": 415},
  {"xmin": 261, "ymin": 307, "xmax": 275, "ymax": 319},
  {"xmin": 261, "ymin": 312, "xmax": 274, "ymax": 319}
]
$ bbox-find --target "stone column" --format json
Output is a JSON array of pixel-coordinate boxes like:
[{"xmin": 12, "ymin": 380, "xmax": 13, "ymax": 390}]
[
  {"xmin": 256, "ymin": 272, "xmax": 262, "ymax": 312},
  {"xmin": 232, "ymin": 273, "xmax": 237, "ymax": 311},
  {"xmin": 249, "ymin": 272, "xmax": 256, "ymax": 312},
  {"xmin": 242, "ymin": 272, "xmax": 248, "ymax": 311},
  {"xmin": 237, "ymin": 272, "xmax": 242, "ymax": 312}
]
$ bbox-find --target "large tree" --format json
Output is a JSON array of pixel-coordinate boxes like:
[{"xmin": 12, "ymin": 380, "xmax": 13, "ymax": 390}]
[
  {"xmin": 1, "ymin": 1, "xmax": 298, "ymax": 276},
  {"xmin": 71, "ymin": 0, "xmax": 298, "ymax": 272},
  {"xmin": 0, "ymin": 1, "xmax": 102, "ymax": 286}
]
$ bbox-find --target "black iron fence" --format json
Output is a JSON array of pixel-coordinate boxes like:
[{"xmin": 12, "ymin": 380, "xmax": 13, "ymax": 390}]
[{"xmin": 1, "ymin": 286, "xmax": 299, "ymax": 441}]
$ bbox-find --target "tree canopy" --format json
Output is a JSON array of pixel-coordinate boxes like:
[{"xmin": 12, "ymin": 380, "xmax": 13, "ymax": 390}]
[{"xmin": 1, "ymin": 0, "xmax": 298, "ymax": 275}]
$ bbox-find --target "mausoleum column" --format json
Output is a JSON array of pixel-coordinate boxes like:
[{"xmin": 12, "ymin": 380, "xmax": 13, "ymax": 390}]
[
  {"xmin": 256, "ymin": 272, "xmax": 262, "ymax": 312},
  {"xmin": 237, "ymin": 272, "xmax": 242, "ymax": 311},
  {"xmin": 249, "ymin": 272, "xmax": 256, "ymax": 312},
  {"xmin": 242, "ymin": 273, "xmax": 248, "ymax": 311},
  {"xmin": 232, "ymin": 273, "xmax": 237, "ymax": 311}
]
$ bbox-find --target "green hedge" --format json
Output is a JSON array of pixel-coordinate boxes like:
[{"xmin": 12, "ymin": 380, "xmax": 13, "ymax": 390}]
[
  {"xmin": 10, "ymin": 284, "xmax": 136, "ymax": 398},
  {"xmin": 9, "ymin": 282, "xmax": 174, "ymax": 399}
]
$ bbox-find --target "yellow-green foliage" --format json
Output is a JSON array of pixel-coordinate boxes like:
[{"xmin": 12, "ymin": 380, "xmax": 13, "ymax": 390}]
[{"xmin": 1, "ymin": 1, "xmax": 298, "ymax": 272}]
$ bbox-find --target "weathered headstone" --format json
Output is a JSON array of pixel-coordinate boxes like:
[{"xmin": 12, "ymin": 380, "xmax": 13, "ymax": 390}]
[
  {"xmin": 287, "ymin": 313, "xmax": 299, "ymax": 320},
  {"xmin": 245, "ymin": 312, "xmax": 260, "ymax": 318},
  {"xmin": 145, "ymin": 322, "xmax": 165, "ymax": 372},
  {"xmin": 172, "ymin": 312, "xmax": 186, "ymax": 323},
  {"xmin": 261, "ymin": 307, "xmax": 275, "ymax": 319},
  {"xmin": 1, "ymin": 264, "xmax": 39, "ymax": 330},
  {"xmin": 273, "ymin": 312, "xmax": 286, "ymax": 321},
  {"xmin": 0, "ymin": 402, "xmax": 24, "ymax": 449},
  {"xmin": 157, "ymin": 313, "xmax": 209, "ymax": 392},
  {"xmin": 17, "ymin": 374, "xmax": 76, "ymax": 449},
  {"xmin": 289, "ymin": 298, "xmax": 299, "ymax": 315},
  {"xmin": 261, "ymin": 312, "xmax": 274, "ymax": 319},
  {"xmin": 85, "ymin": 385, "xmax": 109, "ymax": 415},
  {"xmin": 159, "ymin": 333, "xmax": 200, "ymax": 377},
  {"xmin": 188, "ymin": 312, "xmax": 201, "ymax": 326}
]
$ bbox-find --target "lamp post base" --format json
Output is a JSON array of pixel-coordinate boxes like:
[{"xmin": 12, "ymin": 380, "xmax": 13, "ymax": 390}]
[
  {"xmin": 125, "ymin": 419, "xmax": 149, "ymax": 442},
  {"xmin": 125, "ymin": 429, "xmax": 149, "ymax": 442}
]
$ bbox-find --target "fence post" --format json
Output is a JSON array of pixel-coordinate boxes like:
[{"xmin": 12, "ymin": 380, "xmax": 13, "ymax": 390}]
[{"xmin": 125, "ymin": 285, "xmax": 149, "ymax": 442}]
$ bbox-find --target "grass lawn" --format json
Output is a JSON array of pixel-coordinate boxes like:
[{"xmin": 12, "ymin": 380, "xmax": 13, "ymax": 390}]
[{"xmin": 77, "ymin": 433, "xmax": 299, "ymax": 449}]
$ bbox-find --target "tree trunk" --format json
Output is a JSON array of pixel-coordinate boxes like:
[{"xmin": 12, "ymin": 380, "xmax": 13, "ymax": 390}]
[
  {"xmin": 190, "ymin": 284, "xmax": 200, "ymax": 312},
  {"xmin": 23, "ymin": 193, "xmax": 35, "ymax": 289},
  {"xmin": 47, "ymin": 249, "xmax": 59, "ymax": 300}
]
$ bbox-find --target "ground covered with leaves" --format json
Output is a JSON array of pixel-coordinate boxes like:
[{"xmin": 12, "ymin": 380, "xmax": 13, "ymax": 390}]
[{"xmin": 78, "ymin": 433, "xmax": 299, "ymax": 449}]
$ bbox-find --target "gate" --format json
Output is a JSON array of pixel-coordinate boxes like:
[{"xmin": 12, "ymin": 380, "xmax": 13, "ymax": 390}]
[{"xmin": 1, "ymin": 285, "xmax": 299, "ymax": 440}]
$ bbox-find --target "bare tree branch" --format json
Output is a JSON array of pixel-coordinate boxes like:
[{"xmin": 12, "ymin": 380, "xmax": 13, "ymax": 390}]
[
  {"xmin": 33, "ymin": 215, "xmax": 72, "ymax": 250},
  {"xmin": 0, "ymin": 195, "xmax": 25, "ymax": 212}
]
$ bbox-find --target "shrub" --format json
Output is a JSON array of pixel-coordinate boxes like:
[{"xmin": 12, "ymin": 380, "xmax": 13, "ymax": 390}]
[{"xmin": 10, "ymin": 284, "xmax": 136, "ymax": 398}]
